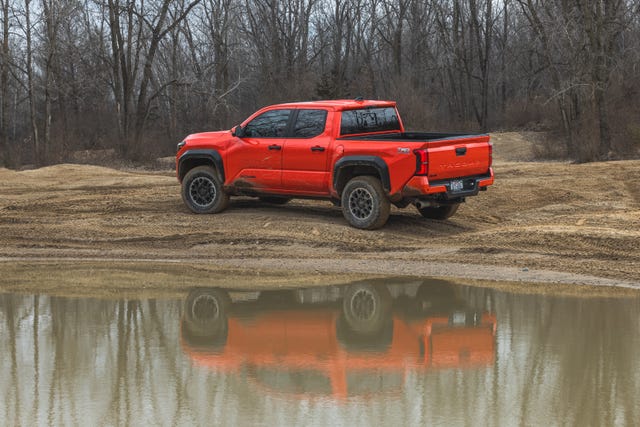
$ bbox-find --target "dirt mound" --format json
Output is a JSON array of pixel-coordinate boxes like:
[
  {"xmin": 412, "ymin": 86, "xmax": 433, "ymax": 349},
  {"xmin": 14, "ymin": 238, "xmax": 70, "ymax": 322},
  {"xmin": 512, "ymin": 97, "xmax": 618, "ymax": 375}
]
[{"xmin": 491, "ymin": 131, "xmax": 537, "ymax": 162}]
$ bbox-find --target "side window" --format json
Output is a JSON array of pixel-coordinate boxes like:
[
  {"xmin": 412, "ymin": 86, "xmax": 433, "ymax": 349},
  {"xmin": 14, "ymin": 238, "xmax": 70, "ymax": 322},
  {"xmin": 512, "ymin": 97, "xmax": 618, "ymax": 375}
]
[
  {"xmin": 340, "ymin": 107, "xmax": 400, "ymax": 135},
  {"xmin": 243, "ymin": 109, "xmax": 292, "ymax": 138},
  {"xmin": 293, "ymin": 109, "xmax": 327, "ymax": 138}
]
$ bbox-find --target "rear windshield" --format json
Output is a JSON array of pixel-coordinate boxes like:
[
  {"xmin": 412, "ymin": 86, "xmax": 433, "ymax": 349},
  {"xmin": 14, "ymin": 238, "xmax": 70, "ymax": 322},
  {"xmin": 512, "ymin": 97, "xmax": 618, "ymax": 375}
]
[{"xmin": 340, "ymin": 107, "xmax": 400, "ymax": 135}]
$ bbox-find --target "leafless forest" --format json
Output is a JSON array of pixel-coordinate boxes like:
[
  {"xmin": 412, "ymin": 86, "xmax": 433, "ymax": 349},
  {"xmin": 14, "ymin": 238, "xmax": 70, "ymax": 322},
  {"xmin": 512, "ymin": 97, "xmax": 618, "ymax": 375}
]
[{"xmin": 1, "ymin": 0, "xmax": 639, "ymax": 167}]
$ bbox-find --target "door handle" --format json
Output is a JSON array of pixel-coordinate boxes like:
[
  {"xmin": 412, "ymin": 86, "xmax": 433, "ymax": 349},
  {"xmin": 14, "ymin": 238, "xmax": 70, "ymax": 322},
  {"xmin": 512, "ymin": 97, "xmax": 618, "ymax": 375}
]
[
  {"xmin": 455, "ymin": 147, "xmax": 467, "ymax": 156},
  {"xmin": 268, "ymin": 144, "xmax": 282, "ymax": 151},
  {"xmin": 311, "ymin": 146, "xmax": 325, "ymax": 152}
]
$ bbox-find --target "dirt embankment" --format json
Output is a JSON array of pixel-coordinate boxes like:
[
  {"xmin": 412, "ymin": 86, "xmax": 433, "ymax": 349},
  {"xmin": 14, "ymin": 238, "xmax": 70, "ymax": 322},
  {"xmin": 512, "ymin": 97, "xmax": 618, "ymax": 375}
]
[{"xmin": 0, "ymin": 132, "xmax": 639, "ymax": 291}]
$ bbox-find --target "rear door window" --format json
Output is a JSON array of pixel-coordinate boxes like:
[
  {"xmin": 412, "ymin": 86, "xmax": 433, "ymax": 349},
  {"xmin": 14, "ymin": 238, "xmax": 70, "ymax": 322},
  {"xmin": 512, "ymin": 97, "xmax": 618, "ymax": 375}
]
[
  {"xmin": 292, "ymin": 110, "xmax": 327, "ymax": 138},
  {"xmin": 340, "ymin": 107, "xmax": 400, "ymax": 135},
  {"xmin": 243, "ymin": 109, "xmax": 292, "ymax": 138}
]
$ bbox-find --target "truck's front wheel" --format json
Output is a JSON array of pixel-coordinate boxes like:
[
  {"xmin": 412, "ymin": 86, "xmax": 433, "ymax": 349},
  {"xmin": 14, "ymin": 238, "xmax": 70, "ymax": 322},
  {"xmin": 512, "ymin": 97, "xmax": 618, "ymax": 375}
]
[
  {"xmin": 417, "ymin": 204, "xmax": 459, "ymax": 220},
  {"xmin": 341, "ymin": 176, "xmax": 390, "ymax": 229},
  {"xmin": 182, "ymin": 166, "xmax": 230, "ymax": 213}
]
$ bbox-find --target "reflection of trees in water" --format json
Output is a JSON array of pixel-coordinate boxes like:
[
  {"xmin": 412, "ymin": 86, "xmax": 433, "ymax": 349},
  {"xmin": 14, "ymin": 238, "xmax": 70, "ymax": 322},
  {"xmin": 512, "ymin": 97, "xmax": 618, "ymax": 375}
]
[
  {"xmin": 0, "ymin": 295, "xmax": 204, "ymax": 425},
  {"xmin": 429, "ymin": 288, "xmax": 640, "ymax": 426},
  {"xmin": 2, "ymin": 294, "xmax": 20, "ymax": 426},
  {"xmin": 538, "ymin": 297, "xmax": 639, "ymax": 425},
  {"xmin": 0, "ymin": 290, "xmax": 638, "ymax": 425}
]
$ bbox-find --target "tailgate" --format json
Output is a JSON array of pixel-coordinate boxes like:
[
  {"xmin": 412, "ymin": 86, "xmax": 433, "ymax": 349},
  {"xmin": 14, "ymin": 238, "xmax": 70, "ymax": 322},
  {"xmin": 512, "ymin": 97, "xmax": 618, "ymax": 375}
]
[{"xmin": 425, "ymin": 135, "xmax": 491, "ymax": 180}]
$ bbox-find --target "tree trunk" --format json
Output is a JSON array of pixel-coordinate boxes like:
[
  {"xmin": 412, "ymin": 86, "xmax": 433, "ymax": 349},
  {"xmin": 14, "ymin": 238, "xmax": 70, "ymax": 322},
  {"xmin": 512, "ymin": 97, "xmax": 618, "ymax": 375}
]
[
  {"xmin": 594, "ymin": 78, "xmax": 611, "ymax": 159},
  {"xmin": 0, "ymin": 0, "xmax": 10, "ymax": 167},
  {"xmin": 107, "ymin": 0, "xmax": 124, "ymax": 143},
  {"xmin": 26, "ymin": 0, "xmax": 40, "ymax": 165},
  {"xmin": 42, "ymin": 0, "xmax": 57, "ymax": 165},
  {"xmin": 500, "ymin": 0, "xmax": 509, "ymax": 118}
]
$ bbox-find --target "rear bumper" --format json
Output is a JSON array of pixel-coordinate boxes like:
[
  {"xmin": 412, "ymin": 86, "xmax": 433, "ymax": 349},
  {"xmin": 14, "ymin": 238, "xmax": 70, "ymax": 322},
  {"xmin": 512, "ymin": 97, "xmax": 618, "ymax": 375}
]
[{"xmin": 401, "ymin": 169, "xmax": 494, "ymax": 199}]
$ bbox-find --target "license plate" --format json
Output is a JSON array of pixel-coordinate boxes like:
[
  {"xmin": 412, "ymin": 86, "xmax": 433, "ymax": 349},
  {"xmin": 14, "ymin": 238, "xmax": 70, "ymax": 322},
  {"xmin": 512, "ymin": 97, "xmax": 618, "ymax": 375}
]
[{"xmin": 450, "ymin": 179, "xmax": 464, "ymax": 192}]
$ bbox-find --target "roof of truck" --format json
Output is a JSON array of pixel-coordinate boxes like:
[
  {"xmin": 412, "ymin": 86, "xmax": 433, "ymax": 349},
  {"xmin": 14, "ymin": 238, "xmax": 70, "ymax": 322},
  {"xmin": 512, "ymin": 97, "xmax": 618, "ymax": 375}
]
[{"xmin": 267, "ymin": 99, "xmax": 396, "ymax": 111}]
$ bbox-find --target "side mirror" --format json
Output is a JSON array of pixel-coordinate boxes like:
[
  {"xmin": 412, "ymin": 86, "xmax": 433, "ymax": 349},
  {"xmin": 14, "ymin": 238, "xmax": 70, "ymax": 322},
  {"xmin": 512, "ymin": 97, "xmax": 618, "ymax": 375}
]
[{"xmin": 232, "ymin": 125, "xmax": 245, "ymax": 138}]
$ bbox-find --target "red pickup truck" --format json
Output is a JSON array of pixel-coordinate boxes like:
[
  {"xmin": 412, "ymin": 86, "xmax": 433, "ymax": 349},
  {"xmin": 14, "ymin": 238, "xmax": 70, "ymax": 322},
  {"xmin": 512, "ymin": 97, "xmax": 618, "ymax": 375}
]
[{"xmin": 176, "ymin": 99, "xmax": 493, "ymax": 229}]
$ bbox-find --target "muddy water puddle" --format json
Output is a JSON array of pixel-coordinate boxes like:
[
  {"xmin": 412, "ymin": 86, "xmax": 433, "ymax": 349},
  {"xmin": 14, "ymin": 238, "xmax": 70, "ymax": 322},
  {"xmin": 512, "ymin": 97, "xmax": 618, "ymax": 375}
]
[{"xmin": 1, "ymin": 272, "xmax": 639, "ymax": 426}]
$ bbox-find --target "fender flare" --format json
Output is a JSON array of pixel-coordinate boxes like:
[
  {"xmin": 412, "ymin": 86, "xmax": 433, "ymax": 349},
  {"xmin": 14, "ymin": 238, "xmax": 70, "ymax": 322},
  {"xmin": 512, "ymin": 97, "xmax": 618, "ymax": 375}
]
[
  {"xmin": 178, "ymin": 149, "xmax": 225, "ymax": 182},
  {"xmin": 333, "ymin": 156, "xmax": 391, "ymax": 194}
]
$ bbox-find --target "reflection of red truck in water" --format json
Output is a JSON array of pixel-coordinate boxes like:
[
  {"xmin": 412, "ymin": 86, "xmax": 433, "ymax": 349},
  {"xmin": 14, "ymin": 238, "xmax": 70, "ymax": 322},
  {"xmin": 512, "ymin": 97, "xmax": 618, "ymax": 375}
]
[{"xmin": 180, "ymin": 280, "xmax": 496, "ymax": 399}]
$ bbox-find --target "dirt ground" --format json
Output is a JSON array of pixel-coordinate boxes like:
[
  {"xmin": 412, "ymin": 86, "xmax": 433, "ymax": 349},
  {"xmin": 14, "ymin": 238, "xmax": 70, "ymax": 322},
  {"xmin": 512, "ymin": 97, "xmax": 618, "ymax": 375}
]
[{"xmin": 0, "ymin": 131, "xmax": 639, "ymax": 293}]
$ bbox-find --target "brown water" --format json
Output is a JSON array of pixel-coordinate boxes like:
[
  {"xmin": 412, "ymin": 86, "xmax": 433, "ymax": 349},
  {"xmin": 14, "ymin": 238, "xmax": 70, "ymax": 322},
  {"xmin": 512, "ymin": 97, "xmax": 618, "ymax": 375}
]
[{"xmin": 1, "ymin": 276, "xmax": 639, "ymax": 426}]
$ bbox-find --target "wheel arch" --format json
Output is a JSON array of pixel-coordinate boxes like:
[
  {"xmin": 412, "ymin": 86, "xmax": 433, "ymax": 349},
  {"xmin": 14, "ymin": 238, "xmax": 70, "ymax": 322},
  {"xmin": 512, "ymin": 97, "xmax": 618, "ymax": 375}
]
[
  {"xmin": 333, "ymin": 156, "xmax": 390, "ymax": 196},
  {"xmin": 178, "ymin": 149, "xmax": 225, "ymax": 182}
]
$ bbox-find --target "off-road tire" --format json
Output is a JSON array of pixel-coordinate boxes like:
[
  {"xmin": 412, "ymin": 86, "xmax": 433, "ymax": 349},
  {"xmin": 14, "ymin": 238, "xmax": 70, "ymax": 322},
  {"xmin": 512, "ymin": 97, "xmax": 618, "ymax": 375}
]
[
  {"xmin": 417, "ymin": 204, "xmax": 459, "ymax": 220},
  {"xmin": 341, "ymin": 176, "xmax": 390, "ymax": 229},
  {"xmin": 182, "ymin": 166, "xmax": 230, "ymax": 214}
]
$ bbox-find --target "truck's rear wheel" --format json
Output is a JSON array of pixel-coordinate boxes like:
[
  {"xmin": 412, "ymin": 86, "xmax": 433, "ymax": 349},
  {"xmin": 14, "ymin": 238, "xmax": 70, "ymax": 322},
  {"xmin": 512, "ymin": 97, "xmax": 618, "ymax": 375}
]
[
  {"xmin": 417, "ymin": 204, "xmax": 459, "ymax": 220},
  {"xmin": 182, "ymin": 166, "xmax": 230, "ymax": 213},
  {"xmin": 341, "ymin": 176, "xmax": 390, "ymax": 229}
]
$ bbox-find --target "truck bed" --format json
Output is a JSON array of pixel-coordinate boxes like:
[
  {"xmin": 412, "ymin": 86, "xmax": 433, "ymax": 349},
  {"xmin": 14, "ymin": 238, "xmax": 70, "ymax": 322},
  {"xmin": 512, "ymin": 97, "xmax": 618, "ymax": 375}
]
[
  {"xmin": 339, "ymin": 132, "xmax": 486, "ymax": 142},
  {"xmin": 340, "ymin": 132, "xmax": 492, "ymax": 181}
]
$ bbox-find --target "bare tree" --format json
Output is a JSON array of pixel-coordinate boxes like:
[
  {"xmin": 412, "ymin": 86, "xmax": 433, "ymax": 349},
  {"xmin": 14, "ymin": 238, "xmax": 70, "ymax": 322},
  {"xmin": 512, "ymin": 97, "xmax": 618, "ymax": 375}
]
[
  {"xmin": 517, "ymin": 0, "xmax": 582, "ymax": 156},
  {"xmin": 104, "ymin": 0, "xmax": 201, "ymax": 155},
  {"xmin": 25, "ymin": 0, "xmax": 40, "ymax": 164},
  {"xmin": 575, "ymin": 0, "xmax": 626, "ymax": 159},
  {"xmin": 0, "ymin": 0, "xmax": 9, "ymax": 166},
  {"xmin": 244, "ymin": 0, "xmax": 318, "ymax": 102}
]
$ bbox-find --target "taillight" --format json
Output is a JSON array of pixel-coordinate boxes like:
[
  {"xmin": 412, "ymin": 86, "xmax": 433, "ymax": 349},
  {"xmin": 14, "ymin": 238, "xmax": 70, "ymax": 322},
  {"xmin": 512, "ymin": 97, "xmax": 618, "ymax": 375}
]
[{"xmin": 414, "ymin": 149, "xmax": 429, "ymax": 176}]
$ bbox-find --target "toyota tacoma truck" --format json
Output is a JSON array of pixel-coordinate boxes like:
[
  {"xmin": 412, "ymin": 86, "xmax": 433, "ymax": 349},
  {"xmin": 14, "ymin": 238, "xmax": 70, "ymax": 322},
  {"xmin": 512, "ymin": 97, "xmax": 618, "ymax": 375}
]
[{"xmin": 176, "ymin": 99, "xmax": 494, "ymax": 229}]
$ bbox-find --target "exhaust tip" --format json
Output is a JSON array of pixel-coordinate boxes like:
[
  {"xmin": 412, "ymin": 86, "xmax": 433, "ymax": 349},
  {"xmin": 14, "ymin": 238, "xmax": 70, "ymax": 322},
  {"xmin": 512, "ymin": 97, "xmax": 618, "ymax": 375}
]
[{"xmin": 415, "ymin": 200, "xmax": 431, "ymax": 210}]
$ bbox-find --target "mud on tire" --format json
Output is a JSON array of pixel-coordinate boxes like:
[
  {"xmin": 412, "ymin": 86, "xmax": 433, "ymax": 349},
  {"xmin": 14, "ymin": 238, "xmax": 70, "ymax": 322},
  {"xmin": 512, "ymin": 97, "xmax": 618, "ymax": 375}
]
[{"xmin": 181, "ymin": 166, "xmax": 230, "ymax": 214}]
